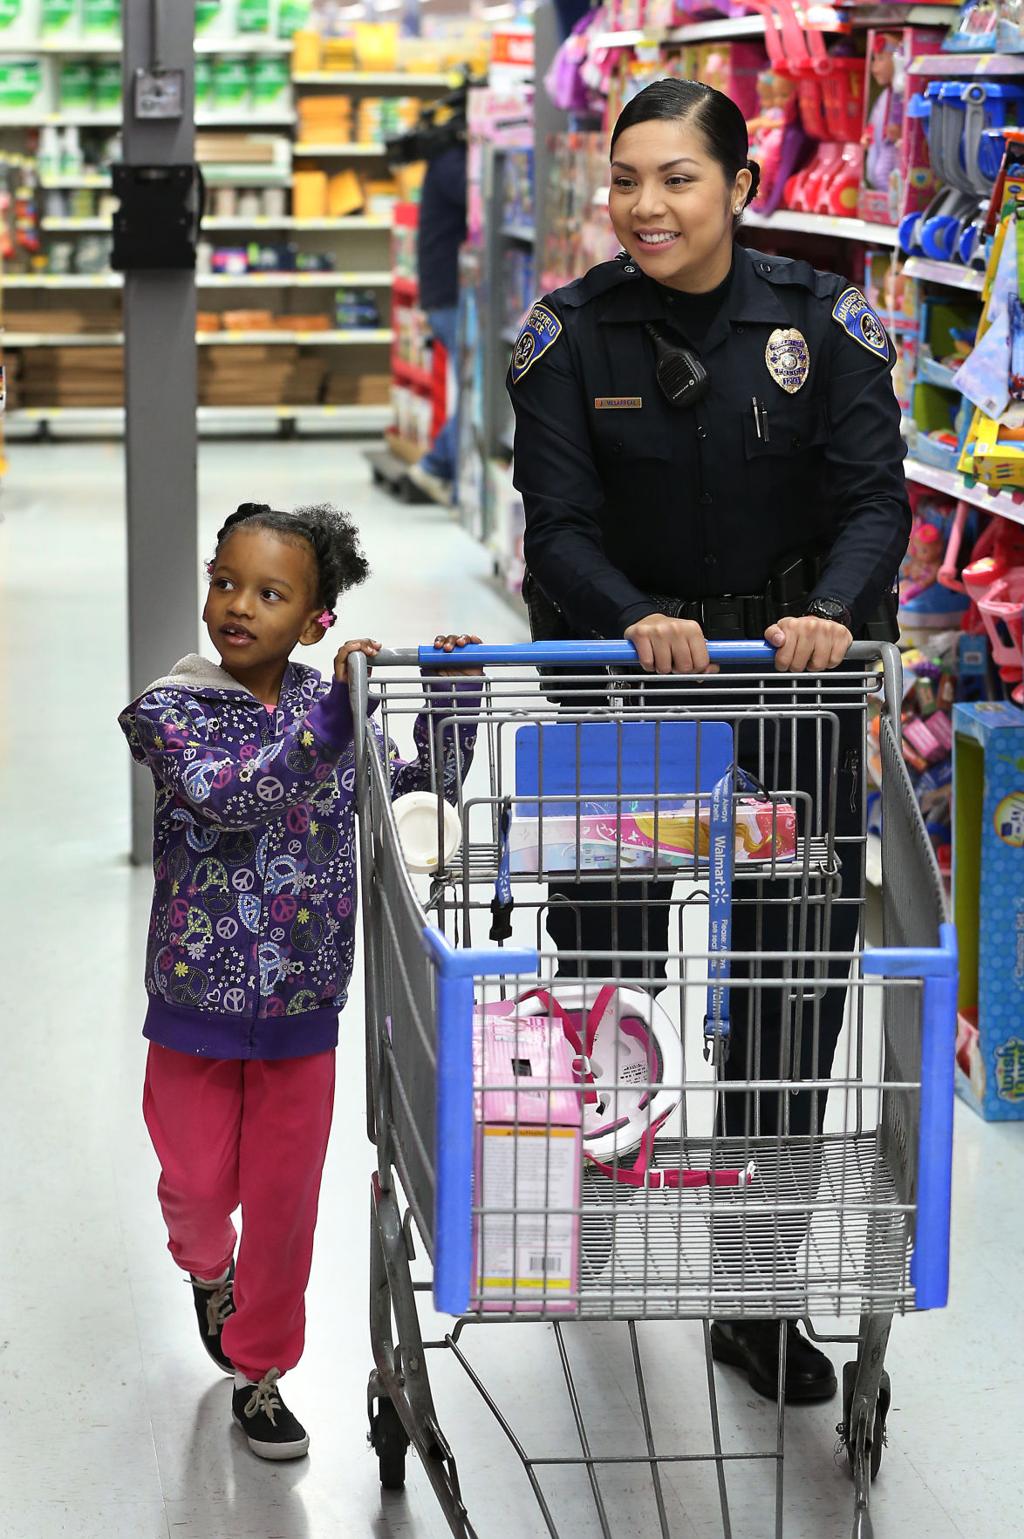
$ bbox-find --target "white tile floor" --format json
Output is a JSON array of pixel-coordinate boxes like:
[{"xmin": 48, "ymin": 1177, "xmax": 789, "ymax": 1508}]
[{"xmin": 1, "ymin": 441, "xmax": 1021, "ymax": 1539}]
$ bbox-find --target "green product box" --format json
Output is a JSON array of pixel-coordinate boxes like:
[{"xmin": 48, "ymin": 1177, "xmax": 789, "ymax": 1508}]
[
  {"xmin": 237, "ymin": 0, "xmax": 270, "ymax": 34},
  {"xmin": 278, "ymin": 0, "xmax": 312, "ymax": 35},
  {"xmin": 0, "ymin": 1, "xmax": 25, "ymax": 35},
  {"xmin": 0, "ymin": 57, "xmax": 44, "ymax": 109},
  {"xmin": 211, "ymin": 55, "xmax": 251, "ymax": 113},
  {"xmin": 81, "ymin": 0, "xmax": 121, "ymax": 35},
  {"xmin": 194, "ymin": 57, "xmax": 216, "ymax": 111},
  {"xmin": 93, "ymin": 60, "xmax": 121, "ymax": 111},
  {"xmin": 249, "ymin": 56, "xmax": 289, "ymax": 111},
  {"xmin": 42, "ymin": 0, "xmax": 76, "ymax": 35},
  {"xmin": 195, "ymin": 1, "xmax": 221, "ymax": 35},
  {"xmin": 59, "ymin": 60, "xmax": 94, "ymax": 110}
]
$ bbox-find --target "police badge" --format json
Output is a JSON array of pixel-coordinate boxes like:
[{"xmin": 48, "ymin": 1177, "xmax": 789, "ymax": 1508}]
[{"xmin": 765, "ymin": 328, "xmax": 810, "ymax": 394}]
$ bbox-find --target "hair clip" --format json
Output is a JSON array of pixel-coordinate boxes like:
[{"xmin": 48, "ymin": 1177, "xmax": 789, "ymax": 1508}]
[
  {"xmin": 318, "ymin": 610, "xmax": 336, "ymax": 629},
  {"xmin": 205, "ymin": 559, "xmax": 215, "ymax": 575}
]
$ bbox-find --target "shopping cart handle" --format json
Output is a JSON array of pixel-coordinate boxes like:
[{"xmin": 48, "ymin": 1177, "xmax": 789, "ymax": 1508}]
[{"xmin": 413, "ymin": 640, "xmax": 779, "ymax": 668}]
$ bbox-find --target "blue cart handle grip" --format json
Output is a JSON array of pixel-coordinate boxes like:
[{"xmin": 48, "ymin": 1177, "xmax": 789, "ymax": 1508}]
[{"xmin": 413, "ymin": 640, "xmax": 779, "ymax": 668}]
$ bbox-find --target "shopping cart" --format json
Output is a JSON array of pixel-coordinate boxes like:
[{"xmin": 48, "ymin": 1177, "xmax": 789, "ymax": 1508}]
[{"xmin": 351, "ymin": 641, "xmax": 956, "ymax": 1539}]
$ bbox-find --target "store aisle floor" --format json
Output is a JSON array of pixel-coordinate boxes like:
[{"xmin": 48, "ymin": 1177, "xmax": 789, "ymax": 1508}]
[{"xmin": 1, "ymin": 442, "xmax": 1022, "ymax": 1539}]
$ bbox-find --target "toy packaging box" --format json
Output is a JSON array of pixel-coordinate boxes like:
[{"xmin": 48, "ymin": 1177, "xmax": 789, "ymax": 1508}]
[
  {"xmin": 509, "ymin": 799, "xmax": 797, "ymax": 875},
  {"xmin": 858, "ymin": 27, "xmax": 944, "ymax": 227},
  {"xmin": 953, "ymin": 702, "xmax": 1024, "ymax": 1120},
  {"xmin": 472, "ymin": 1006, "xmax": 581, "ymax": 1313}
]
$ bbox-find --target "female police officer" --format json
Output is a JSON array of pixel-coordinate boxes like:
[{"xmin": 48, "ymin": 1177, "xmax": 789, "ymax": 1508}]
[{"xmin": 507, "ymin": 78, "xmax": 911, "ymax": 1405}]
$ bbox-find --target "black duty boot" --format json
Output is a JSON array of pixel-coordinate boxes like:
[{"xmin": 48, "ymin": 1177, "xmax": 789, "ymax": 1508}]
[
  {"xmin": 710, "ymin": 1318, "xmax": 838, "ymax": 1403},
  {"xmin": 189, "ymin": 1261, "xmax": 236, "ymax": 1375}
]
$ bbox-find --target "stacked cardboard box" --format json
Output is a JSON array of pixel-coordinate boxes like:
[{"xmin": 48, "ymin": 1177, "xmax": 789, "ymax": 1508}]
[
  {"xmin": 196, "ymin": 133, "xmax": 282, "ymax": 166},
  {"xmin": 4, "ymin": 305, "xmax": 120, "ymax": 334},
  {"xmin": 16, "ymin": 346, "xmax": 124, "ymax": 407},
  {"xmin": 323, "ymin": 369, "xmax": 391, "ymax": 406},
  {"xmin": 199, "ymin": 344, "xmax": 298, "ymax": 406},
  {"xmin": 297, "ymin": 95, "xmax": 353, "ymax": 146},
  {"xmin": 283, "ymin": 356, "xmax": 328, "ymax": 404}
]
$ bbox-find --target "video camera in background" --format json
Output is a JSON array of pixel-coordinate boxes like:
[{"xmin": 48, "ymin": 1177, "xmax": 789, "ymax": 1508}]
[{"xmin": 385, "ymin": 69, "xmax": 483, "ymax": 165}]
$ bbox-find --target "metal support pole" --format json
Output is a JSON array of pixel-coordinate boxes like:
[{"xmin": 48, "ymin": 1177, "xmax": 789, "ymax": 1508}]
[
  {"xmin": 532, "ymin": 3, "xmax": 568, "ymax": 264},
  {"xmin": 123, "ymin": 0, "xmax": 198, "ymax": 862}
]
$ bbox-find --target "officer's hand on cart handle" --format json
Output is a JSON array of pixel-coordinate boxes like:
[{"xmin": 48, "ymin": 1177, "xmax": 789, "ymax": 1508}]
[
  {"xmin": 334, "ymin": 638, "xmax": 382, "ymax": 681},
  {"xmin": 623, "ymin": 615, "xmax": 720, "ymax": 676},
  {"xmin": 425, "ymin": 633, "xmax": 485, "ymax": 676},
  {"xmin": 765, "ymin": 616, "xmax": 853, "ymax": 673}
]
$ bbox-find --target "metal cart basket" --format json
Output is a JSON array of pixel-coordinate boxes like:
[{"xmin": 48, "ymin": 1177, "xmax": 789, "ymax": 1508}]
[{"xmin": 350, "ymin": 640, "xmax": 956, "ymax": 1539}]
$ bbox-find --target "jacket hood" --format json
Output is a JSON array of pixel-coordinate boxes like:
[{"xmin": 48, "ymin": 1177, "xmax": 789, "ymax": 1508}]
[
  {"xmin": 119, "ymin": 654, "xmax": 280, "ymax": 767},
  {"xmin": 140, "ymin": 652, "xmax": 257, "ymax": 700}
]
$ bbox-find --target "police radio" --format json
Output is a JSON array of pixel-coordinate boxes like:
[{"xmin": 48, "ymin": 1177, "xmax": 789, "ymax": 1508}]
[{"xmin": 644, "ymin": 323, "xmax": 710, "ymax": 410}]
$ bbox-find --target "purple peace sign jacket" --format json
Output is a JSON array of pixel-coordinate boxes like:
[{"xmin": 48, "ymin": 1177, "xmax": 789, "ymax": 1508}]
[{"xmin": 119, "ymin": 653, "xmax": 476, "ymax": 1060}]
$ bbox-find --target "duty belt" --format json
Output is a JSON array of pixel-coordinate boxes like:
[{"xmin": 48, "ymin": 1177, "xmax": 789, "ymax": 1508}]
[{"xmin": 648, "ymin": 591, "xmax": 772, "ymax": 640}]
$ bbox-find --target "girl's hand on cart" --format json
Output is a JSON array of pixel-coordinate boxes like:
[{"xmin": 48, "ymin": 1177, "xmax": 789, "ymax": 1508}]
[
  {"xmin": 426, "ymin": 634, "xmax": 485, "ymax": 676},
  {"xmin": 334, "ymin": 638, "xmax": 382, "ymax": 681},
  {"xmin": 623, "ymin": 615, "xmax": 719, "ymax": 675},
  {"xmin": 765, "ymin": 616, "xmax": 852, "ymax": 672}
]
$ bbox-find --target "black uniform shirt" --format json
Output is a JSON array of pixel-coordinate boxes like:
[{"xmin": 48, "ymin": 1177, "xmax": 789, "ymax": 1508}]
[{"xmin": 507, "ymin": 245, "xmax": 911, "ymax": 639}]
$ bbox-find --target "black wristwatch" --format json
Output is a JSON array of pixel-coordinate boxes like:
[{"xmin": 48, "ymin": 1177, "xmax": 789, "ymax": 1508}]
[{"xmin": 805, "ymin": 597, "xmax": 853, "ymax": 630}]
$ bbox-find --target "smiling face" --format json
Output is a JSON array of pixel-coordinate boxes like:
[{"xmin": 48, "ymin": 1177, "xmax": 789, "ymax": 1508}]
[
  {"xmin": 608, "ymin": 117, "xmax": 751, "ymax": 293},
  {"xmin": 203, "ymin": 526, "xmax": 327, "ymax": 682}
]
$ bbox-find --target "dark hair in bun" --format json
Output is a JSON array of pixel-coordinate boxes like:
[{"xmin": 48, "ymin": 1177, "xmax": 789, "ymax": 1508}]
[
  {"xmin": 610, "ymin": 78, "xmax": 760, "ymax": 223},
  {"xmin": 212, "ymin": 501, "xmax": 369, "ymax": 613}
]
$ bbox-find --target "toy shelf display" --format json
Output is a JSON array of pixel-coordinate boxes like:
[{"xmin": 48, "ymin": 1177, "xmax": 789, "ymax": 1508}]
[
  {"xmin": 0, "ymin": 6, "xmax": 479, "ymax": 436},
  {"xmin": 388, "ymin": 201, "xmax": 447, "ymax": 464}
]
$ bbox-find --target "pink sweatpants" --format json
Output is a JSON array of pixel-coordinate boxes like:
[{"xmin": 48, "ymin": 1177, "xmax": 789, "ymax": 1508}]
[{"xmin": 142, "ymin": 1042, "xmax": 336, "ymax": 1382}]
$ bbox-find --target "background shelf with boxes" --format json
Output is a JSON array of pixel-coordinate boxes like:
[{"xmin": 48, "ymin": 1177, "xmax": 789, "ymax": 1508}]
[{"xmin": 0, "ymin": 5, "xmax": 466, "ymax": 436}]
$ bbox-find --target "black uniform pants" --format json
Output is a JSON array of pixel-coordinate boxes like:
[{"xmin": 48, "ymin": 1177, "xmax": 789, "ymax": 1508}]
[{"xmin": 546, "ymin": 688, "xmax": 864, "ymax": 1141}]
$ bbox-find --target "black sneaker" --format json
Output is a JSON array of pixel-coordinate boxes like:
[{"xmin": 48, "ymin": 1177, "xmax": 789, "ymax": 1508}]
[
  {"xmin": 190, "ymin": 1262, "xmax": 236, "ymax": 1375},
  {"xmin": 710, "ymin": 1318, "xmax": 838, "ymax": 1403},
  {"xmin": 232, "ymin": 1369, "xmax": 310, "ymax": 1461}
]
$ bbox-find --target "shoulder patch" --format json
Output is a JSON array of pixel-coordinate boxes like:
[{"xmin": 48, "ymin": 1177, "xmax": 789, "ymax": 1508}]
[
  {"xmin": 510, "ymin": 304, "xmax": 563, "ymax": 384},
  {"xmin": 831, "ymin": 287, "xmax": 890, "ymax": 362}
]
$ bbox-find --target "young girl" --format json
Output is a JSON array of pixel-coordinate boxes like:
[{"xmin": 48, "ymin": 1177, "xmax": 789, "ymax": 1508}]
[{"xmin": 119, "ymin": 501, "xmax": 479, "ymax": 1461}]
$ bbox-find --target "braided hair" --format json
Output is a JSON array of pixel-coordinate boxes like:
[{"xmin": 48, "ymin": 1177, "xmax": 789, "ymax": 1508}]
[{"xmin": 210, "ymin": 501, "xmax": 369, "ymax": 619}]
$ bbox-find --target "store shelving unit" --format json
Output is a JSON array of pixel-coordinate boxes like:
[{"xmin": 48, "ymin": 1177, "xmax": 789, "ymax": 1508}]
[
  {"xmin": 4, "ymin": 328, "xmax": 393, "ymax": 345},
  {"xmin": 903, "ymin": 456, "xmax": 1024, "ymax": 531},
  {"xmin": 42, "ymin": 213, "xmax": 388, "ymax": 230},
  {"xmin": 0, "ymin": 36, "xmax": 292, "ymax": 55},
  {"xmin": 908, "ymin": 53, "xmax": 1024, "ymax": 77},
  {"xmin": 4, "ymin": 402, "xmax": 390, "ymax": 437},
  {"xmin": 293, "ymin": 141, "xmax": 386, "ymax": 157},
  {"xmin": 742, "ymin": 208, "xmax": 900, "ymax": 243},
  {"xmin": 0, "ymin": 23, "xmax": 456, "ymax": 437},
  {"xmin": 292, "ymin": 72, "xmax": 450, "ymax": 88},
  {"xmin": 902, "ymin": 256, "xmax": 986, "ymax": 293}
]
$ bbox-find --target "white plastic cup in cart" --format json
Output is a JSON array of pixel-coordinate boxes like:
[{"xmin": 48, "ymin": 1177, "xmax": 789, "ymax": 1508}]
[{"xmin": 392, "ymin": 792, "xmax": 461, "ymax": 874}]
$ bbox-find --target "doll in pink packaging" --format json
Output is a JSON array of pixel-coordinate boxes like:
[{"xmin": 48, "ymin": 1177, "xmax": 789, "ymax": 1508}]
[{"xmin": 863, "ymin": 35, "xmax": 905, "ymax": 206}]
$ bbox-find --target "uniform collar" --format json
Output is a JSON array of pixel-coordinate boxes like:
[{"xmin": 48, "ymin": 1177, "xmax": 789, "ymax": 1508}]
[{"xmin": 596, "ymin": 247, "xmax": 791, "ymax": 354}]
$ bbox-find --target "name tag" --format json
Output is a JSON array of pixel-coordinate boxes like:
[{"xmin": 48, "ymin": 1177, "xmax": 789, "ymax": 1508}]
[{"xmin": 595, "ymin": 396, "xmax": 643, "ymax": 410}]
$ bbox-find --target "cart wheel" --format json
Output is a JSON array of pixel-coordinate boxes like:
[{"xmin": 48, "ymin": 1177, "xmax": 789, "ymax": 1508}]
[
  {"xmin": 371, "ymin": 1397, "xmax": 409, "ymax": 1490},
  {"xmin": 842, "ymin": 1361, "xmax": 890, "ymax": 1481}
]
